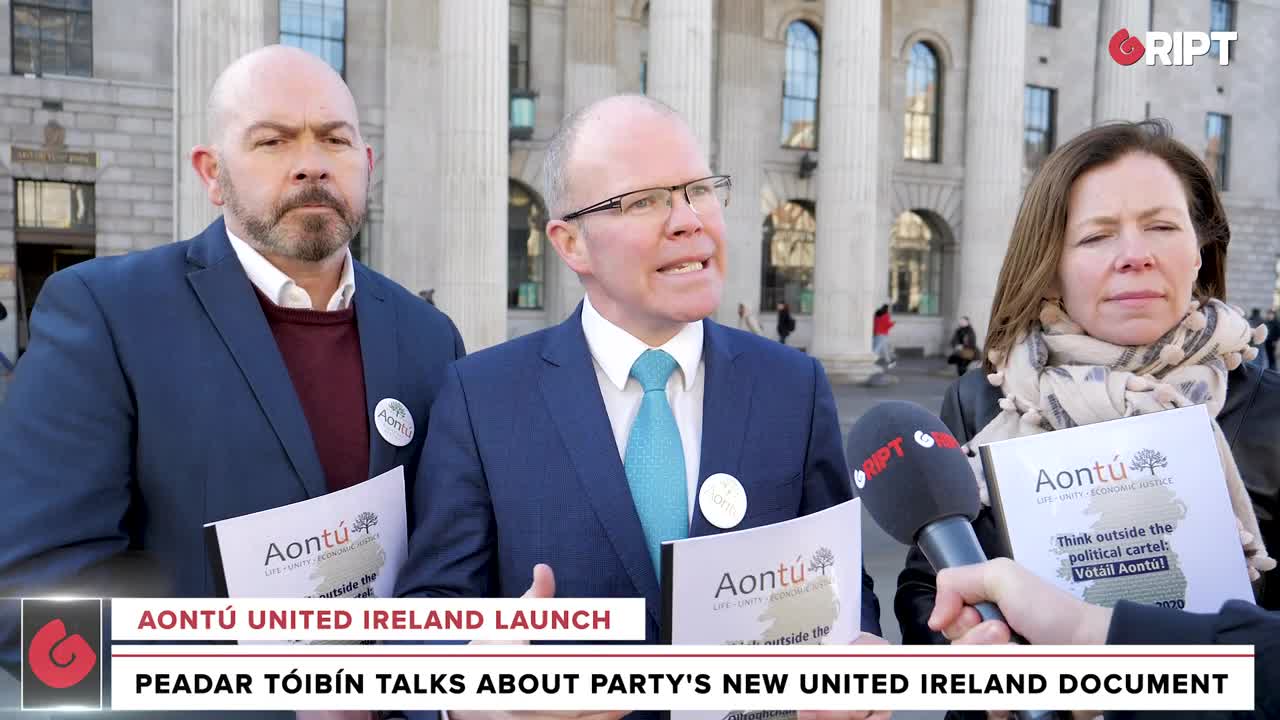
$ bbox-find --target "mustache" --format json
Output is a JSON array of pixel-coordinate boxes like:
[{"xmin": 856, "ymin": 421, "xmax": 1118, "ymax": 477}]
[{"xmin": 275, "ymin": 185, "xmax": 349, "ymax": 219}]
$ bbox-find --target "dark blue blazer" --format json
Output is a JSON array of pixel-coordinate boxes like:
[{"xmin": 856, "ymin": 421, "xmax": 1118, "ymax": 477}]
[
  {"xmin": 0, "ymin": 218, "xmax": 463, "ymax": 677},
  {"xmin": 396, "ymin": 306, "xmax": 881, "ymax": 640}
]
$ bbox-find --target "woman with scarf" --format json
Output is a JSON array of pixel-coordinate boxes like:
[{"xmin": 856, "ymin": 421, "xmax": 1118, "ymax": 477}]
[{"xmin": 895, "ymin": 120, "xmax": 1280, "ymax": 659}]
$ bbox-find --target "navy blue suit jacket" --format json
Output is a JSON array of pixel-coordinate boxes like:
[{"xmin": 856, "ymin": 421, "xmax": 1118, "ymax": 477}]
[
  {"xmin": 396, "ymin": 306, "xmax": 881, "ymax": 641},
  {"xmin": 0, "ymin": 219, "xmax": 463, "ymax": 681}
]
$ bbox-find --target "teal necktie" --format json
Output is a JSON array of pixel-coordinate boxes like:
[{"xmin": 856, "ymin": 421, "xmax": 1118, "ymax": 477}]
[{"xmin": 624, "ymin": 349, "xmax": 689, "ymax": 573}]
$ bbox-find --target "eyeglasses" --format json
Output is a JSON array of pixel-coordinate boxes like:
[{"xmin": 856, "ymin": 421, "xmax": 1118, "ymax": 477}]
[{"xmin": 561, "ymin": 175, "xmax": 732, "ymax": 222}]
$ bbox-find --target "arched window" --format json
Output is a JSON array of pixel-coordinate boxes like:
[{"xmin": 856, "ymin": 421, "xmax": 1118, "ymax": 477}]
[
  {"xmin": 888, "ymin": 210, "xmax": 942, "ymax": 315},
  {"xmin": 780, "ymin": 21, "xmax": 820, "ymax": 150},
  {"xmin": 761, "ymin": 201, "xmax": 816, "ymax": 313},
  {"xmin": 508, "ymin": 180, "xmax": 546, "ymax": 309},
  {"xmin": 903, "ymin": 42, "xmax": 940, "ymax": 162}
]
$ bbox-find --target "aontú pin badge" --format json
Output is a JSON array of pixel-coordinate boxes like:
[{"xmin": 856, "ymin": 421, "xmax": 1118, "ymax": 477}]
[
  {"xmin": 699, "ymin": 473, "xmax": 747, "ymax": 529},
  {"xmin": 374, "ymin": 398, "xmax": 414, "ymax": 447}
]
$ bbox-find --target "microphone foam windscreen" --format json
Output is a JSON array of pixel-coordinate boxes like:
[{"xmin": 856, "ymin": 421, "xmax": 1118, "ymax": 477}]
[{"xmin": 844, "ymin": 400, "xmax": 981, "ymax": 545}]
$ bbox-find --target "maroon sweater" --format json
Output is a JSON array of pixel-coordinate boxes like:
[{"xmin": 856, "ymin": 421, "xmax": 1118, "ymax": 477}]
[{"xmin": 256, "ymin": 290, "xmax": 370, "ymax": 493}]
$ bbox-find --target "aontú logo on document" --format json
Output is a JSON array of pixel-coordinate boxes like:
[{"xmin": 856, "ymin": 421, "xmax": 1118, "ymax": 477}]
[
  {"xmin": 21, "ymin": 598, "xmax": 102, "ymax": 710},
  {"xmin": 1109, "ymin": 28, "xmax": 1237, "ymax": 66},
  {"xmin": 1033, "ymin": 448, "xmax": 1172, "ymax": 494}
]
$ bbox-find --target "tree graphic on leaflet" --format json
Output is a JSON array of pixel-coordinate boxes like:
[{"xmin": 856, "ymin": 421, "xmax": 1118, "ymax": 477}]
[
  {"xmin": 352, "ymin": 511, "xmax": 379, "ymax": 534},
  {"xmin": 807, "ymin": 547, "xmax": 835, "ymax": 575},
  {"xmin": 1131, "ymin": 449, "xmax": 1168, "ymax": 475}
]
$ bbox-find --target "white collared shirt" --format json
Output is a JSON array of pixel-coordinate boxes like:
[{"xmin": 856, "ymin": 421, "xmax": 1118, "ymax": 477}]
[
  {"xmin": 581, "ymin": 295, "xmax": 705, "ymax": 523},
  {"xmin": 227, "ymin": 228, "xmax": 356, "ymax": 311}
]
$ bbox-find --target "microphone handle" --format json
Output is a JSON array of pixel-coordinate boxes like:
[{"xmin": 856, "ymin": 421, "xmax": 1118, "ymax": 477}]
[{"xmin": 917, "ymin": 516, "xmax": 1066, "ymax": 720}]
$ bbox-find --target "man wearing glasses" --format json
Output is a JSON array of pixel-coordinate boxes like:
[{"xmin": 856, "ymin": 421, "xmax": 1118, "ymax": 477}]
[{"xmin": 397, "ymin": 95, "xmax": 883, "ymax": 719}]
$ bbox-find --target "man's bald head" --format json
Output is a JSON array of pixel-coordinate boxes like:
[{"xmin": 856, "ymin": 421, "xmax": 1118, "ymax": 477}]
[
  {"xmin": 191, "ymin": 44, "xmax": 373, "ymax": 268},
  {"xmin": 206, "ymin": 44, "xmax": 361, "ymax": 148},
  {"xmin": 541, "ymin": 94, "xmax": 690, "ymax": 219}
]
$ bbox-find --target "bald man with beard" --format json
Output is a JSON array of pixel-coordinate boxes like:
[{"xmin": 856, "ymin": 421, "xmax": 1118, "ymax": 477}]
[{"xmin": 0, "ymin": 47, "xmax": 462, "ymax": 714}]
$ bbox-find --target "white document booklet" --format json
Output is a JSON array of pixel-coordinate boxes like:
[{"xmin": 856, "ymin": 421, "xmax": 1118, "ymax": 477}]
[
  {"xmin": 979, "ymin": 405, "xmax": 1253, "ymax": 612},
  {"xmin": 204, "ymin": 465, "xmax": 408, "ymax": 599},
  {"xmin": 661, "ymin": 498, "xmax": 863, "ymax": 720}
]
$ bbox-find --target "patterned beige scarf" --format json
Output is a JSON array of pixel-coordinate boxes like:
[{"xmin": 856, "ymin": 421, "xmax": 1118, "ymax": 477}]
[{"xmin": 966, "ymin": 298, "xmax": 1275, "ymax": 582}]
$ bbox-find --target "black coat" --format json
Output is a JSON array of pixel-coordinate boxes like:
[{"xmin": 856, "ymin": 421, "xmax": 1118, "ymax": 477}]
[
  {"xmin": 777, "ymin": 310, "xmax": 795, "ymax": 337},
  {"xmin": 895, "ymin": 362, "xmax": 1280, "ymax": 647},
  {"xmin": 1106, "ymin": 599, "xmax": 1280, "ymax": 718}
]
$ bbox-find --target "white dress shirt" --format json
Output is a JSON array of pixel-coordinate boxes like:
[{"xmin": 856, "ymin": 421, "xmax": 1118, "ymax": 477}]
[
  {"xmin": 581, "ymin": 295, "xmax": 705, "ymax": 523},
  {"xmin": 227, "ymin": 228, "xmax": 356, "ymax": 311}
]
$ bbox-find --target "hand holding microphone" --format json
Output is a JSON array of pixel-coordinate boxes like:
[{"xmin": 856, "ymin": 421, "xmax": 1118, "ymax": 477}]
[{"xmin": 928, "ymin": 558, "xmax": 1114, "ymax": 647}]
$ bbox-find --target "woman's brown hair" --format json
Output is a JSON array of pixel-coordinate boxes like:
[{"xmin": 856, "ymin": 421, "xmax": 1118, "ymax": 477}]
[{"xmin": 983, "ymin": 119, "xmax": 1230, "ymax": 371}]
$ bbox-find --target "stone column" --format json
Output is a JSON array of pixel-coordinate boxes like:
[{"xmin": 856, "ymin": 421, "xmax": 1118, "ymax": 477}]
[
  {"xmin": 809, "ymin": 0, "xmax": 881, "ymax": 383},
  {"xmin": 545, "ymin": 0, "xmax": 617, "ymax": 325},
  {"xmin": 956, "ymin": 0, "xmax": 1027, "ymax": 342},
  {"xmin": 647, "ymin": 0, "xmax": 713, "ymax": 150},
  {"xmin": 714, "ymin": 0, "xmax": 765, "ymax": 327},
  {"xmin": 1093, "ymin": 0, "xmax": 1147, "ymax": 123},
  {"xmin": 380, "ymin": 0, "xmax": 439, "ymax": 303},
  {"xmin": 174, "ymin": 0, "xmax": 271, "ymax": 241},
  {"xmin": 434, "ymin": 0, "xmax": 509, "ymax": 351}
]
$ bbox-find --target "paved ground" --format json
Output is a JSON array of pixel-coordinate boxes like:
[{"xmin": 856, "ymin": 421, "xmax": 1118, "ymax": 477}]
[
  {"xmin": 0, "ymin": 357, "xmax": 961, "ymax": 718},
  {"xmin": 835, "ymin": 358, "xmax": 958, "ymax": 720},
  {"xmin": 832, "ymin": 357, "xmax": 958, "ymax": 646}
]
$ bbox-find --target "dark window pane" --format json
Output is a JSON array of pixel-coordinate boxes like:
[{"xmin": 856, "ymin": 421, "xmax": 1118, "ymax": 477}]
[
  {"xmin": 13, "ymin": 37, "xmax": 37, "ymax": 74},
  {"xmin": 780, "ymin": 21, "xmax": 820, "ymax": 149},
  {"xmin": 760, "ymin": 201, "xmax": 817, "ymax": 313},
  {"xmin": 40, "ymin": 42, "xmax": 66, "ymax": 75},
  {"xmin": 14, "ymin": 6, "xmax": 40, "ymax": 38},
  {"xmin": 903, "ymin": 43, "xmax": 940, "ymax": 161},
  {"xmin": 40, "ymin": 9, "xmax": 68, "ymax": 43},
  {"xmin": 507, "ymin": 181, "xmax": 546, "ymax": 309},
  {"xmin": 1029, "ymin": 0, "xmax": 1059, "ymax": 26},
  {"xmin": 66, "ymin": 0, "xmax": 92, "ymax": 10},
  {"xmin": 16, "ymin": 181, "xmax": 96, "ymax": 230},
  {"xmin": 71, "ymin": 12, "xmax": 91, "ymax": 45},
  {"xmin": 68, "ymin": 41, "xmax": 91, "ymax": 76},
  {"xmin": 1205, "ymin": 113, "xmax": 1230, "ymax": 190},
  {"xmin": 1024, "ymin": 85, "xmax": 1057, "ymax": 169}
]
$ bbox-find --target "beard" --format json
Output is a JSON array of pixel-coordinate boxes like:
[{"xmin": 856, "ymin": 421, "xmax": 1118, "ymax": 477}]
[{"xmin": 219, "ymin": 165, "xmax": 366, "ymax": 263}]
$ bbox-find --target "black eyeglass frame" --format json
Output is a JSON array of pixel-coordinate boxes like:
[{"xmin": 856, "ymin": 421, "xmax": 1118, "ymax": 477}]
[{"xmin": 559, "ymin": 174, "xmax": 733, "ymax": 221}]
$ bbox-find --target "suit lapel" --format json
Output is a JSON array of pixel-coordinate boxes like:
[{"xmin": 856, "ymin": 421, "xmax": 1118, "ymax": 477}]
[
  {"xmin": 353, "ymin": 266, "xmax": 399, "ymax": 479},
  {"xmin": 184, "ymin": 219, "xmax": 326, "ymax": 498},
  {"xmin": 691, "ymin": 321, "xmax": 753, "ymax": 538},
  {"xmin": 538, "ymin": 307, "xmax": 662, "ymax": 625}
]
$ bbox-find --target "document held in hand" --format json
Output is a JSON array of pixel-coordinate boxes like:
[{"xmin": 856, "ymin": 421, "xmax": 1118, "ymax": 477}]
[
  {"xmin": 661, "ymin": 498, "xmax": 862, "ymax": 720},
  {"xmin": 979, "ymin": 404, "xmax": 1253, "ymax": 612},
  {"xmin": 204, "ymin": 465, "xmax": 407, "ymax": 598}
]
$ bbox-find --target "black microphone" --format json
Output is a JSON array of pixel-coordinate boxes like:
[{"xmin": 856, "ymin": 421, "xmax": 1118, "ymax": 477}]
[
  {"xmin": 845, "ymin": 400, "xmax": 1003, "ymax": 621},
  {"xmin": 846, "ymin": 400, "xmax": 1061, "ymax": 720}
]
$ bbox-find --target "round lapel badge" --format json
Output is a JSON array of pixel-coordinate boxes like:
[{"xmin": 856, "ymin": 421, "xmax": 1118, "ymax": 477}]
[
  {"xmin": 699, "ymin": 473, "xmax": 747, "ymax": 529},
  {"xmin": 374, "ymin": 398, "xmax": 414, "ymax": 447}
]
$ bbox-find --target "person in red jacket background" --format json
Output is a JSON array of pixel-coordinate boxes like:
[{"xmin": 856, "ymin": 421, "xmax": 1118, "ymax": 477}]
[{"xmin": 873, "ymin": 303, "xmax": 896, "ymax": 368}]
